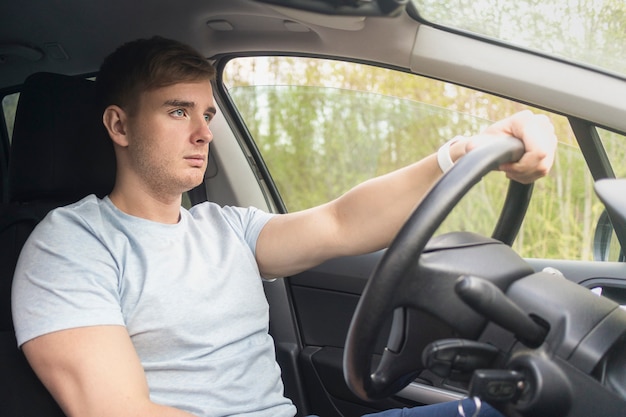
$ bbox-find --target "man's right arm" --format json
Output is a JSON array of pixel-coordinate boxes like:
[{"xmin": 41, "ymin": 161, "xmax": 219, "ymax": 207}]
[{"xmin": 22, "ymin": 325, "xmax": 197, "ymax": 417}]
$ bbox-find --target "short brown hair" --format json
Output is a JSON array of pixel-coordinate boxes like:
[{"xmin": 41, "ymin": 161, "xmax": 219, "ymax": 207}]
[{"xmin": 96, "ymin": 36, "xmax": 216, "ymax": 113}]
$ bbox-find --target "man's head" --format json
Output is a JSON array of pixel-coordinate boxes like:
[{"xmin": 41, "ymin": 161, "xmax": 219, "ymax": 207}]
[
  {"xmin": 98, "ymin": 37, "xmax": 217, "ymax": 210},
  {"xmin": 96, "ymin": 36, "xmax": 216, "ymax": 115}
]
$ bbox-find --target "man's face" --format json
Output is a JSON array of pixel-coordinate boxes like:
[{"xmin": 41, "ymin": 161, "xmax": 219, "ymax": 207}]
[{"xmin": 123, "ymin": 80, "xmax": 216, "ymax": 198}]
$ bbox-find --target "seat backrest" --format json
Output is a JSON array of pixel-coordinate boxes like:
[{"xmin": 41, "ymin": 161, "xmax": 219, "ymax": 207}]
[{"xmin": 0, "ymin": 72, "xmax": 116, "ymax": 417}]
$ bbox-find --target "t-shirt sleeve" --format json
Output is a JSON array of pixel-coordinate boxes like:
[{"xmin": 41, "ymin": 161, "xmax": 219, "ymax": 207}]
[
  {"xmin": 213, "ymin": 205, "xmax": 275, "ymax": 256},
  {"xmin": 11, "ymin": 207, "xmax": 125, "ymax": 347}
]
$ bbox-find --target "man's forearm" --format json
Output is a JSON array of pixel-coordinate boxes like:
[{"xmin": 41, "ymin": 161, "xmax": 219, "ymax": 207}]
[{"xmin": 331, "ymin": 153, "xmax": 442, "ymax": 254}]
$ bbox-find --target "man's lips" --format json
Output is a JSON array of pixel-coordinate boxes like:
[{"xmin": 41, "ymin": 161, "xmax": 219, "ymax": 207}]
[{"xmin": 184, "ymin": 155, "xmax": 206, "ymax": 167}]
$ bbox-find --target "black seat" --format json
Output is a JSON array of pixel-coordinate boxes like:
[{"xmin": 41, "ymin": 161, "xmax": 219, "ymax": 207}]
[{"xmin": 0, "ymin": 72, "xmax": 116, "ymax": 417}]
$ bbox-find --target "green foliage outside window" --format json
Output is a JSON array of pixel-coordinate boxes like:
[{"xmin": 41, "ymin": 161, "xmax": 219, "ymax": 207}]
[{"xmin": 224, "ymin": 56, "xmax": 610, "ymax": 261}]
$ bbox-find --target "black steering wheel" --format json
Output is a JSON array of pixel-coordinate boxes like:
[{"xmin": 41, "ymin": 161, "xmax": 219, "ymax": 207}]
[{"xmin": 343, "ymin": 136, "xmax": 534, "ymax": 400}]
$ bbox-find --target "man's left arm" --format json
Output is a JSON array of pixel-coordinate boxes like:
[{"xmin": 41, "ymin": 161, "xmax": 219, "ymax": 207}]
[{"xmin": 256, "ymin": 110, "xmax": 557, "ymax": 278}]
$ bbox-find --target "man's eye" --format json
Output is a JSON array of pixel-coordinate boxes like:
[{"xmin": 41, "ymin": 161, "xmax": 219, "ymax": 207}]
[
  {"xmin": 204, "ymin": 114, "xmax": 211, "ymax": 123},
  {"xmin": 172, "ymin": 109, "xmax": 185, "ymax": 117}
]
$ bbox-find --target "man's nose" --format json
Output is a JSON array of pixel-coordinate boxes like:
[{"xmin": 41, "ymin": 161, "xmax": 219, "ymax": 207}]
[{"xmin": 193, "ymin": 117, "xmax": 213, "ymax": 144}]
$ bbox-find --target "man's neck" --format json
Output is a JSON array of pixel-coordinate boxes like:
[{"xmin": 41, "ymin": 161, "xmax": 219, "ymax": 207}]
[{"xmin": 108, "ymin": 186, "xmax": 183, "ymax": 224}]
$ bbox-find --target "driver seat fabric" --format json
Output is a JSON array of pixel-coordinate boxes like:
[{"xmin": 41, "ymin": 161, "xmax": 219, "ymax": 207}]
[{"xmin": 0, "ymin": 72, "xmax": 116, "ymax": 417}]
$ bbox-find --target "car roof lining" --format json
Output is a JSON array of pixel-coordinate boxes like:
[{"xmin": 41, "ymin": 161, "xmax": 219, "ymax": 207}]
[{"xmin": 0, "ymin": 0, "xmax": 417, "ymax": 88}]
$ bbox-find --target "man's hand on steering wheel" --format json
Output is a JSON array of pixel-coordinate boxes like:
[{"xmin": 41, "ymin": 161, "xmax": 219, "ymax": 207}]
[{"xmin": 470, "ymin": 110, "xmax": 558, "ymax": 184}]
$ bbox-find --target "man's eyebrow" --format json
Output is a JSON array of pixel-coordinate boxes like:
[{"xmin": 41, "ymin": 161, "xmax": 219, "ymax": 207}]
[
  {"xmin": 164, "ymin": 99, "xmax": 216, "ymax": 115},
  {"xmin": 164, "ymin": 99, "xmax": 195, "ymax": 108}
]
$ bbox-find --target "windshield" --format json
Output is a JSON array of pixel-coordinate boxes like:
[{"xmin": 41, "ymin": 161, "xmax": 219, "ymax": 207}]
[{"xmin": 410, "ymin": 0, "xmax": 626, "ymax": 78}]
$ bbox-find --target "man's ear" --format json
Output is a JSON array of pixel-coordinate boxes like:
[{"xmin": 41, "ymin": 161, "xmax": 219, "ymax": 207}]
[{"xmin": 102, "ymin": 105, "xmax": 129, "ymax": 147}]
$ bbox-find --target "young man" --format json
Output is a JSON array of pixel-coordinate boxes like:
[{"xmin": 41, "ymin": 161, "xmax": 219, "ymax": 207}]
[{"xmin": 12, "ymin": 37, "xmax": 556, "ymax": 417}]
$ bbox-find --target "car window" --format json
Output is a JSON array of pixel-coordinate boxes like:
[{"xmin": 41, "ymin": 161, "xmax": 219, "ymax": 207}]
[
  {"xmin": 224, "ymin": 57, "xmax": 602, "ymax": 261},
  {"xmin": 600, "ymin": 128, "xmax": 626, "ymax": 178},
  {"xmin": 410, "ymin": 0, "xmax": 626, "ymax": 79},
  {"xmin": 594, "ymin": 128, "xmax": 626, "ymax": 262},
  {"xmin": 2, "ymin": 92, "xmax": 19, "ymax": 142}
]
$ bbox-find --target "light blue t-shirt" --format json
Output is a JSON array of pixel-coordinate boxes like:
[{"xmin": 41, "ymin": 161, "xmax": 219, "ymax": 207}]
[{"xmin": 12, "ymin": 195, "xmax": 296, "ymax": 417}]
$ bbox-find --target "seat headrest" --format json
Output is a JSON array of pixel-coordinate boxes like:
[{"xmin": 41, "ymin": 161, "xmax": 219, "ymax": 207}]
[{"xmin": 8, "ymin": 72, "xmax": 116, "ymax": 203}]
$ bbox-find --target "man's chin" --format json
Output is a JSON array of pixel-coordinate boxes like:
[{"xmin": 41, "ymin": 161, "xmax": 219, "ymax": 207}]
[{"xmin": 181, "ymin": 176, "xmax": 205, "ymax": 193}]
